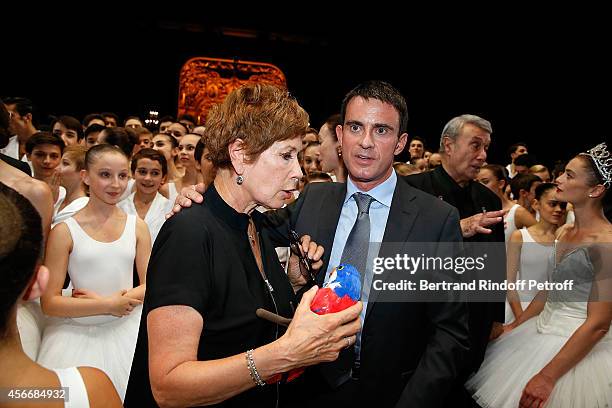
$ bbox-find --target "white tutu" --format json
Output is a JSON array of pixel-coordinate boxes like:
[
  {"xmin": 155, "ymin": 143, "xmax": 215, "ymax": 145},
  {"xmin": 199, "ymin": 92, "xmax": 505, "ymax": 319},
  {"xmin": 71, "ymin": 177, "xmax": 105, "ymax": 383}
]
[
  {"xmin": 466, "ymin": 315, "xmax": 612, "ymax": 408},
  {"xmin": 37, "ymin": 306, "xmax": 142, "ymax": 400}
]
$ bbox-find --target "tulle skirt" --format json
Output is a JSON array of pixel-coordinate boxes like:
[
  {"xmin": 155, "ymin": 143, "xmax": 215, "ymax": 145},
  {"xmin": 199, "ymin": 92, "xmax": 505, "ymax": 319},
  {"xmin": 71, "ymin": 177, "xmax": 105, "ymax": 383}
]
[
  {"xmin": 37, "ymin": 306, "xmax": 142, "ymax": 401},
  {"xmin": 465, "ymin": 317, "xmax": 612, "ymax": 407}
]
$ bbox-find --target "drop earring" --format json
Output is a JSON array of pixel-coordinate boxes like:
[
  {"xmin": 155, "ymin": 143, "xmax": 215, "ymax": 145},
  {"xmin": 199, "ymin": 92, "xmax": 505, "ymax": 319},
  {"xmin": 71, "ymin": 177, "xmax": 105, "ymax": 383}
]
[{"xmin": 236, "ymin": 175, "xmax": 244, "ymax": 185}]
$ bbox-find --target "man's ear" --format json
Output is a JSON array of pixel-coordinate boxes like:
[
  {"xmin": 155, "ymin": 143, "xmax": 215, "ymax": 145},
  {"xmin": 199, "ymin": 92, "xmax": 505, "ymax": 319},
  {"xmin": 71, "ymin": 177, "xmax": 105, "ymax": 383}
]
[
  {"xmin": 22, "ymin": 265, "xmax": 50, "ymax": 301},
  {"xmin": 441, "ymin": 136, "xmax": 453, "ymax": 155},
  {"xmin": 24, "ymin": 112, "xmax": 33, "ymax": 125},
  {"xmin": 228, "ymin": 138, "xmax": 246, "ymax": 175},
  {"xmin": 394, "ymin": 133, "xmax": 409, "ymax": 155}
]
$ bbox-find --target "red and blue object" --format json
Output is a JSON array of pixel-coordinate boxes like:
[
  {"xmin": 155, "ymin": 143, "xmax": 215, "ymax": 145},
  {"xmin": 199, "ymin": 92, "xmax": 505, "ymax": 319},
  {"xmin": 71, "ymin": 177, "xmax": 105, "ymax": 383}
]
[
  {"xmin": 310, "ymin": 263, "xmax": 362, "ymax": 314},
  {"xmin": 277, "ymin": 264, "xmax": 362, "ymax": 383}
]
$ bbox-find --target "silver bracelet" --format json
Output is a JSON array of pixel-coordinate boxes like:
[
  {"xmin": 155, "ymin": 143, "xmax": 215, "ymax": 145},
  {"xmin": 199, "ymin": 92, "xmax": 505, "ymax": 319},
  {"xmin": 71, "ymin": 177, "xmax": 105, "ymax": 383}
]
[{"xmin": 246, "ymin": 349, "xmax": 266, "ymax": 386}]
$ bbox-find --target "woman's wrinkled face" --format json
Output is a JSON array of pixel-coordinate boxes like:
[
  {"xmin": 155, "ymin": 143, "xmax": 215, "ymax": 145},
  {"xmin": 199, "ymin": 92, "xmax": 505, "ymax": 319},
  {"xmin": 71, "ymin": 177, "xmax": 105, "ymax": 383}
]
[{"xmin": 243, "ymin": 136, "xmax": 303, "ymax": 209}]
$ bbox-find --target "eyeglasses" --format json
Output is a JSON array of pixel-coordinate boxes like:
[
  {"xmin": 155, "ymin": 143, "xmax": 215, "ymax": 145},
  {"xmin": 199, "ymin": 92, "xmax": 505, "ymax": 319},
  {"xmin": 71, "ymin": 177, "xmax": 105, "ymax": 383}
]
[{"xmin": 289, "ymin": 229, "xmax": 316, "ymax": 284}]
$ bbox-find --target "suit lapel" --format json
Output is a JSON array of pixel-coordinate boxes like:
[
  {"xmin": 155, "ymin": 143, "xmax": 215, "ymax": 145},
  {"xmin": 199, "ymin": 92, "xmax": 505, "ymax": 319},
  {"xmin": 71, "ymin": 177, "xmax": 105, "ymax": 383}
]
[
  {"xmin": 365, "ymin": 179, "xmax": 419, "ymax": 322},
  {"xmin": 314, "ymin": 183, "xmax": 346, "ymax": 286}
]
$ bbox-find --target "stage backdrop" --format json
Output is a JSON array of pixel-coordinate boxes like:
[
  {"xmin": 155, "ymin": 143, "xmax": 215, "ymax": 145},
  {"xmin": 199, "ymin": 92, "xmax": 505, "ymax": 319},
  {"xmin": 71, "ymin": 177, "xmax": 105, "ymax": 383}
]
[{"xmin": 178, "ymin": 57, "xmax": 287, "ymax": 124}]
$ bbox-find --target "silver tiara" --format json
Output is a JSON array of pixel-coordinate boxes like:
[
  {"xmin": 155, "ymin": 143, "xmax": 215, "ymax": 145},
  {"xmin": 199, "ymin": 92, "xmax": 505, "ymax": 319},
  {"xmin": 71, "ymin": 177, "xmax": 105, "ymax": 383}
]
[{"xmin": 582, "ymin": 142, "xmax": 612, "ymax": 188}]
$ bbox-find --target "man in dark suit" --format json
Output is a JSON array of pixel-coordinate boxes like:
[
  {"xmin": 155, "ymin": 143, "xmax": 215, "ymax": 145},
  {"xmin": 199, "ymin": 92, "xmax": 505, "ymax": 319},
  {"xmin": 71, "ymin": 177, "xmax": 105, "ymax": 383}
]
[
  {"xmin": 269, "ymin": 84, "xmax": 473, "ymax": 408},
  {"xmin": 174, "ymin": 81, "xmax": 471, "ymax": 407},
  {"xmin": 404, "ymin": 114, "xmax": 506, "ymax": 406}
]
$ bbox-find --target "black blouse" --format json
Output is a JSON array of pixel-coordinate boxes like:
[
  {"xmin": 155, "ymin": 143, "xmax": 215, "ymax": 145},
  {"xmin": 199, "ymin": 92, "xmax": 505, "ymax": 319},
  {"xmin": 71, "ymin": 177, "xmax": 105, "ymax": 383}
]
[{"xmin": 124, "ymin": 185, "xmax": 297, "ymax": 408}]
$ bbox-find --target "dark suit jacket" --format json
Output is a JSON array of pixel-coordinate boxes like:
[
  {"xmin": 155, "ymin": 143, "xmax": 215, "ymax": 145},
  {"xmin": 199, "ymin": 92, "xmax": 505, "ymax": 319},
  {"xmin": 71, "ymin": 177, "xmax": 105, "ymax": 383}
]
[
  {"xmin": 404, "ymin": 166, "xmax": 506, "ymax": 374},
  {"xmin": 265, "ymin": 177, "xmax": 470, "ymax": 408}
]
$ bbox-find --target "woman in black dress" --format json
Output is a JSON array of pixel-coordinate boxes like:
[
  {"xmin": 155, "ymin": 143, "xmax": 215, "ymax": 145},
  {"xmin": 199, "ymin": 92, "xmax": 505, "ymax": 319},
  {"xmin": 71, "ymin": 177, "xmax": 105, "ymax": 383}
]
[{"xmin": 125, "ymin": 84, "xmax": 362, "ymax": 407}]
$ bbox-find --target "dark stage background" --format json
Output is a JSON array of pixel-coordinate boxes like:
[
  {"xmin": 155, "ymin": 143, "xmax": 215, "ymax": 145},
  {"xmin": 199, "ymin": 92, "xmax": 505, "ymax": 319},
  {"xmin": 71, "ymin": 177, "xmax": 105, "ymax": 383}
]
[{"xmin": 2, "ymin": 13, "xmax": 609, "ymax": 168}]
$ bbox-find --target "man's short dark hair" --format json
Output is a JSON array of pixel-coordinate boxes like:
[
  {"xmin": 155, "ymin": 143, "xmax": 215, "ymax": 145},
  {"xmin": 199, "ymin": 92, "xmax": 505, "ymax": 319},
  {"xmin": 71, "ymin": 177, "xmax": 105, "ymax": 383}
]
[
  {"xmin": 52, "ymin": 116, "xmax": 84, "ymax": 141},
  {"xmin": 84, "ymin": 123, "xmax": 106, "ymax": 138},
  {"xmin": 507, "ymin": 142, "xmax": 528, "ymax": 156},
  {"xmin": 82, "ymin": 113, "xmax": 105, "ymax": 127},
  {"xmin": 514, "ymin": 153, "xmax": 536, "ymax": 168},
  {"xmin": 340, "ymin": 80, "xmax": 409, "ymax": 135},
  {"xmin": 510, "ymin": 174, "xmax": 542, "ymax": 198},
  {"xmin": 25, "ymin": 132, "xmax": 65, "ymax": 155},
  {"xmin": 2, "ymin": 97, "xmax": 34, "ymax": 117}
]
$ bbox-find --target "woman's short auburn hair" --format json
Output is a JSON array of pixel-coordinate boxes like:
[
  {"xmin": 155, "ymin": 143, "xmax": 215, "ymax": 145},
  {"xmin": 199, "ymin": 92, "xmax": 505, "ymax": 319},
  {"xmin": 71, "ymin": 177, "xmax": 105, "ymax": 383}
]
[{"xmin": 205, "ymin": 84, "xmax": 309, "ymax": 169}]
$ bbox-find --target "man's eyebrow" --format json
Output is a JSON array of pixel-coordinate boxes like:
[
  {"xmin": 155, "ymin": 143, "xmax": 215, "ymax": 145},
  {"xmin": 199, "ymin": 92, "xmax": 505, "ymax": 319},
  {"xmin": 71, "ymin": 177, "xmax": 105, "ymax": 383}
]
[
  {"xmin": 345, "ymin": 120, "xmax": 364, "ymax": 127},
  {"xmin": 374, "ymin": 123, "xmax": 394, "ymax": 130}
]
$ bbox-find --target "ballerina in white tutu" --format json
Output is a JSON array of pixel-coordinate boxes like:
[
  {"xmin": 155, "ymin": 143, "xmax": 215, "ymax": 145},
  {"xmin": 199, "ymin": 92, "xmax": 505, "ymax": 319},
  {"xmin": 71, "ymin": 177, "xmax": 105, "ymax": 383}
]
[
  {"xmin": 38, "ymin": 144, "xmax": 151, "ymax": 400},
  {"xmin": 504, "ymin": 182, "xmax": 567, "ymax": 323},
  {"xmin": 466, "ymin": 142, "xmax": 612, "ymax": 408}
]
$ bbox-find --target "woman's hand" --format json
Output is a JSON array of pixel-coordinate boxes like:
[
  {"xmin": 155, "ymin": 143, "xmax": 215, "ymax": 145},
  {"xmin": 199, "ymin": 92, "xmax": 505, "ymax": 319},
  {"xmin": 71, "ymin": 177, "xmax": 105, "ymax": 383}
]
[
  {"xmin": 519, "ymin": 372, "xmax": 555, "ymax": 408},
  {"xmin": 278, "ymin": 286, "xmax": 362, "ymax": 369},
  {"xmin": 105, "ymin": 290, "xmax": 142, "ymax": 317},
  {"xmin": 287, "ymin": 234, "xmax": 324, "ymax": 289}
]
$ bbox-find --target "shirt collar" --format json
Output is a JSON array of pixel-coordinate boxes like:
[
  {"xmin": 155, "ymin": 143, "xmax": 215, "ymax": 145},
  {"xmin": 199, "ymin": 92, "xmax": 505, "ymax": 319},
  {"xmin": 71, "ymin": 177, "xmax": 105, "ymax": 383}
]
[
  {"xmin": 205, "ymin": 183, "xmax": 254, "ymax": 231},
  {"xmin": 345, "ymin": 170, "xmax": 397, "ymax": 208},
  {"xmin": 436, "ymin": 164, "xmax": 472, "ymax": 193}
]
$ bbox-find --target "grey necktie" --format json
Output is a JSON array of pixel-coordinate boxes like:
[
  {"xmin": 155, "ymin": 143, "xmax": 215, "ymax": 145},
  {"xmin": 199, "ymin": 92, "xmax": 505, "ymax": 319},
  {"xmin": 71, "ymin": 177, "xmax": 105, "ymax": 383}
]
[{"xmin": 340, "ymin": 192, "xmax": 374, "ymax": 281}]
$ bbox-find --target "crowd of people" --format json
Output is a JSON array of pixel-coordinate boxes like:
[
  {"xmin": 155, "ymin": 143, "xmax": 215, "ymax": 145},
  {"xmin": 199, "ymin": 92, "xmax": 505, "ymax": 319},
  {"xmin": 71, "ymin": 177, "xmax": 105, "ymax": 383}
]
[{"xmin": 1, "ymin": 82, "xmax": 611, "ymax": 407}]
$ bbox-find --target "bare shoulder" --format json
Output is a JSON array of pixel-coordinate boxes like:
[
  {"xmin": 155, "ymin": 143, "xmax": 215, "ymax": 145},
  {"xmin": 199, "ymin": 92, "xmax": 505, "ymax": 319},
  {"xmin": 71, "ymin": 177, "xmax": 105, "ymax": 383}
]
[
  {"xmin": 77, "ymin": 367, "xmax": 122, "ymax": 408},
  {"xmin": 48, "ymin": 221, "xmax": 73, "ymax": 245},
  {"xmin": 516, "ymin": 205, "xmax": 535, "ymax": 220},
  {"xmin": 18, "ymin": 177, "xmax": 53, "ymax": 204},
  {"xmin": 510, "ymin": 228, "xmax": 523, "ymax": 243}
]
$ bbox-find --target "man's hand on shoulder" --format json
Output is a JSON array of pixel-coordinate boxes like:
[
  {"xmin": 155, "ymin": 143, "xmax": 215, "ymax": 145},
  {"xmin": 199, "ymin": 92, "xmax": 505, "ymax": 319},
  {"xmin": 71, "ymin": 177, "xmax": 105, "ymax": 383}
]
[{"xmin": 167, "ymin": 182, "xmax": 206, "ymax": 219}]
